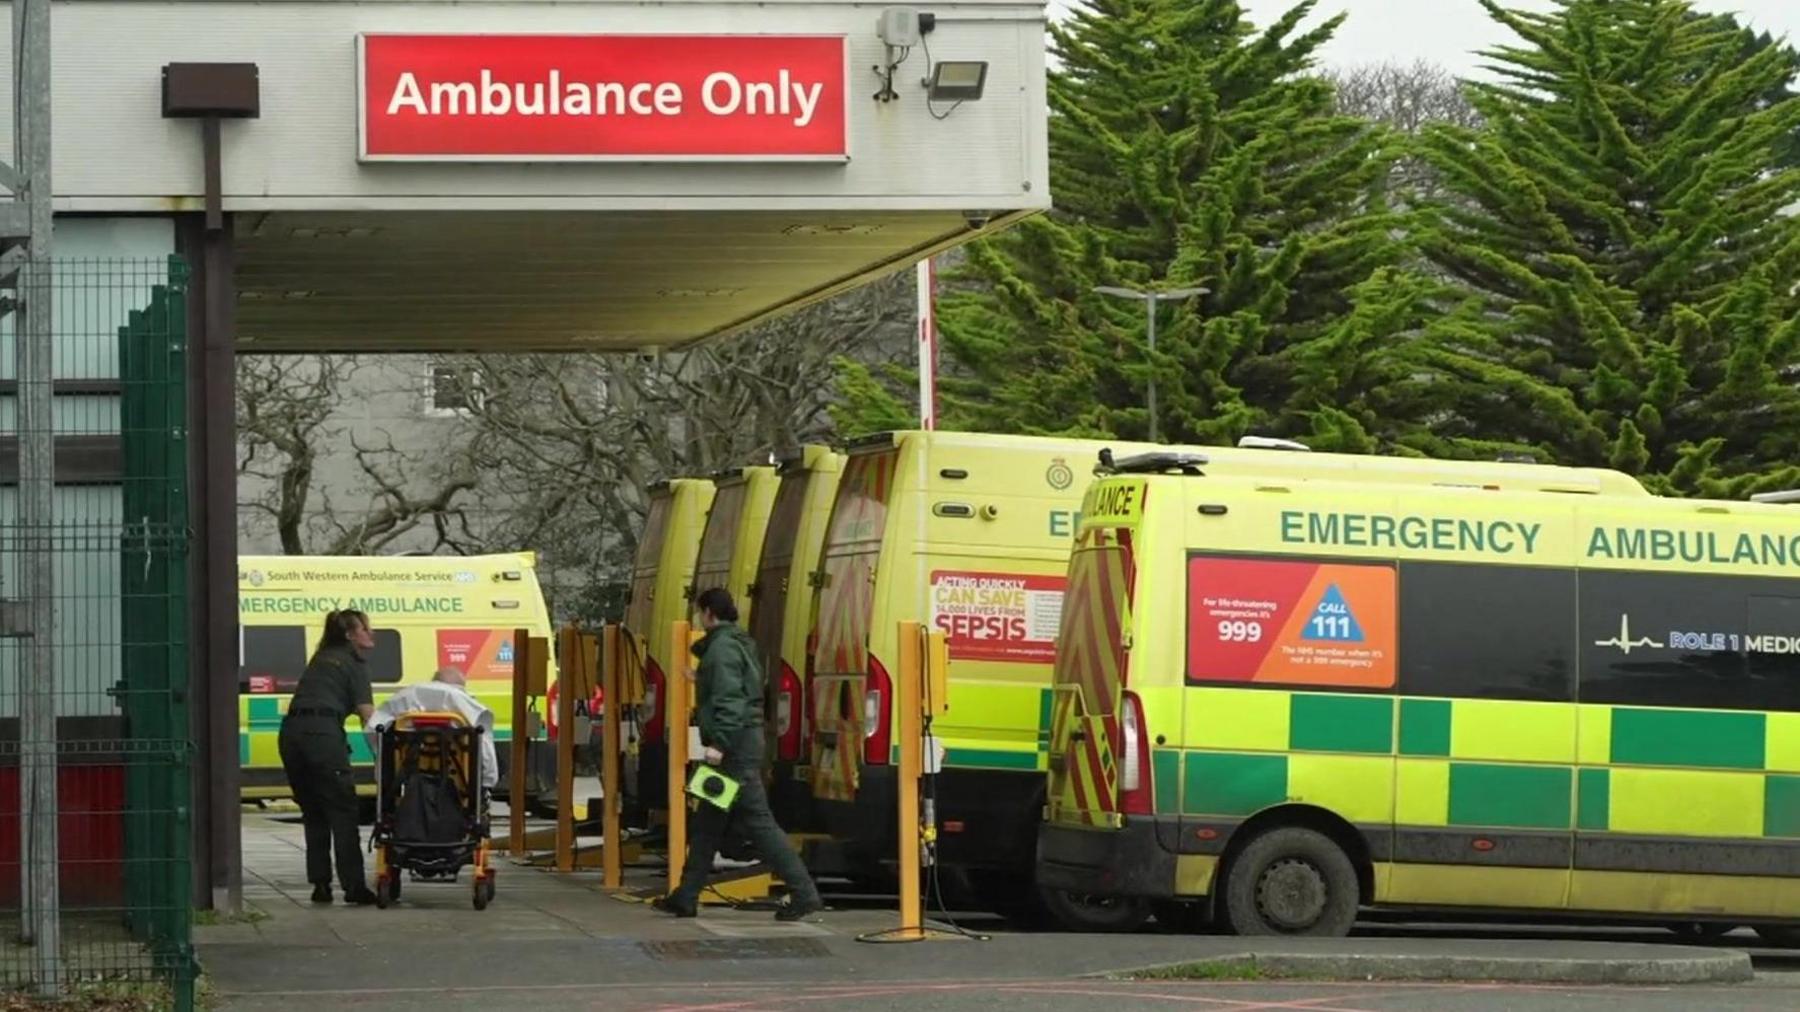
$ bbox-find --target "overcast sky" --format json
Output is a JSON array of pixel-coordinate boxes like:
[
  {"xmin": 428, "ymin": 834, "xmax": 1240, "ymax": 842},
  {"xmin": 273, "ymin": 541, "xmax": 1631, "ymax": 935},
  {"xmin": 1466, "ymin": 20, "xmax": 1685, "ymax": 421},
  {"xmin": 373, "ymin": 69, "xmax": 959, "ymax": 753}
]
[{"xmin": 1050, "ymin": 2, "xmax": 1800, "ymax": 76}]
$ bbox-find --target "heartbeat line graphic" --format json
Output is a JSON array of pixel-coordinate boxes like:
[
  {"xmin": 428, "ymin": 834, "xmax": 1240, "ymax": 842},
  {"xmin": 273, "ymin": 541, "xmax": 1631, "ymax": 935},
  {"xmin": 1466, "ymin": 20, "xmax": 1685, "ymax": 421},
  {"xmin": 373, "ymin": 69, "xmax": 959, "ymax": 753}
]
[{"xmin": 1595, "ymin": 614, "xmax": 1663, "ymax": 654}]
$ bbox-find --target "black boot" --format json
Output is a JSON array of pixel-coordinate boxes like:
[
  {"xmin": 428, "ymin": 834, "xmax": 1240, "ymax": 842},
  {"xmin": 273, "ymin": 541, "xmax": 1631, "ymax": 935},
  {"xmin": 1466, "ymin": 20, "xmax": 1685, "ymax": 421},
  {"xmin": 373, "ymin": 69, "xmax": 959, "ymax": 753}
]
[
  {"xmin": 651, "ymin": 895, "xmax": 696, "ymax": 918},
  {"xmin": 774, "ymin": 896, "xmax": 824, "ymax": 923},
  {"xmin": 343, "ymin": 885, "xmax": 379, "ymax": 906},
  {"xmin": 310, "ymin": 884, "xmax": 332, "ymax": 905}
]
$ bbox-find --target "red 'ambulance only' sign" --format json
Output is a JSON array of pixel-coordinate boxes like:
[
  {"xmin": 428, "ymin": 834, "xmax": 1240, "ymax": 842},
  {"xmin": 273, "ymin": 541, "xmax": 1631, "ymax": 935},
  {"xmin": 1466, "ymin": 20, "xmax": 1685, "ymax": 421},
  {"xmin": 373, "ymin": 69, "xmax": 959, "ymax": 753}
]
[{"xmin": 358, "ymin": 34, "xmax": 850, "ymax": 161}]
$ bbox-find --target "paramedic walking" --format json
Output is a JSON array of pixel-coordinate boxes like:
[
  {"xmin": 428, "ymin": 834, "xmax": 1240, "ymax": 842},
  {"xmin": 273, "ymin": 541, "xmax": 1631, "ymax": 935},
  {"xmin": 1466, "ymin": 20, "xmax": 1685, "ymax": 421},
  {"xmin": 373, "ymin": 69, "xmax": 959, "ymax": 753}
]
[
  {"xmin": 281, "ymin": 609, "xmax": 379, "ymax": 905},
  {"xmin": 655, "ymin": 588, "xmax": 824, "ymax": 921}
]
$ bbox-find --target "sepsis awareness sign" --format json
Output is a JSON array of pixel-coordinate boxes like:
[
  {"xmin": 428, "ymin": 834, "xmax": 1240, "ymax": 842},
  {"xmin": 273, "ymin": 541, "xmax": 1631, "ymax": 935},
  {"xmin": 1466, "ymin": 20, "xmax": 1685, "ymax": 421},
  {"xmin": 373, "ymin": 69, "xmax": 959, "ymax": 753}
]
[
  {"xmin": 1187, "ymin": 555, "xmax": 1397, "ymax": 689},
  {"xmin": 358, "ymin": 34, "xmax": 850, "ymax": 161}
]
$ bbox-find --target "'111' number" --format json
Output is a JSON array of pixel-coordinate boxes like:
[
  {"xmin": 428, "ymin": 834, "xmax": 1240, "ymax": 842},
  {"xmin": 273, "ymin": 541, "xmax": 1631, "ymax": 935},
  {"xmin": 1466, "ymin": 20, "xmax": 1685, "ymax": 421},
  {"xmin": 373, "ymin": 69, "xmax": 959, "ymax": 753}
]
[
  {"xmin": 1218, "ymin": 620, "xmax": 1262, "ymax": 642},
  {"xmin": 1312, "ymin": 616, "xmax": 1353, "ymax": 638}
]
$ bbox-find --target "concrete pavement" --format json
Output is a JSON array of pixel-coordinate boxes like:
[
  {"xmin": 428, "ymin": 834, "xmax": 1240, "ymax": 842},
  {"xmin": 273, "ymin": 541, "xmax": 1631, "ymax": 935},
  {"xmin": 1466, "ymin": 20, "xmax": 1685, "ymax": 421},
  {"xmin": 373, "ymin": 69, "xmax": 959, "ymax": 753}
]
[{"xmin": 198, "ymin": 812, "xmax": 1775, "ymax": 1010}]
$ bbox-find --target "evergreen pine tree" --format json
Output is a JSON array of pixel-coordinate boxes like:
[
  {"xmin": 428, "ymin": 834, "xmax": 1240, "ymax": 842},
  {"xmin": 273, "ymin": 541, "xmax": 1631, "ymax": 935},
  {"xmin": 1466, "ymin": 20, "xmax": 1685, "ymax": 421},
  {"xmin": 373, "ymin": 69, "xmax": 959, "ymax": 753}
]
[
  {"xmin": 924, "ymin": 0, "xmax": 1408, "ymax": 444},
  {"xmin": 1409, "ymin": 0, "xmax": 1800, "ymax": 494}
]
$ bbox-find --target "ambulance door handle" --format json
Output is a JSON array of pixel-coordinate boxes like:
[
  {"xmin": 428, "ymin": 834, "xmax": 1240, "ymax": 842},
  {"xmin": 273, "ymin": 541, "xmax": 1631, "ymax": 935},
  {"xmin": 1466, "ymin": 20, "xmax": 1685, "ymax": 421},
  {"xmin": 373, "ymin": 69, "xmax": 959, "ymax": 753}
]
[{"xmin": 1069, "ymin": 729, "xmax": 1087, "ymax": 743}]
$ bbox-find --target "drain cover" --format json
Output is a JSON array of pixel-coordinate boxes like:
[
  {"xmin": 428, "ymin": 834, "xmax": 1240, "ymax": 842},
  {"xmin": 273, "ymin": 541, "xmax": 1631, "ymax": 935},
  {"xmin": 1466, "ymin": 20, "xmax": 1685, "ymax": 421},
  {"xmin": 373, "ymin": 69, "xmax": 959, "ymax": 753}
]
[{"xmin": 640, "ymin": 938, "xmax": 830, "ymax": 961}]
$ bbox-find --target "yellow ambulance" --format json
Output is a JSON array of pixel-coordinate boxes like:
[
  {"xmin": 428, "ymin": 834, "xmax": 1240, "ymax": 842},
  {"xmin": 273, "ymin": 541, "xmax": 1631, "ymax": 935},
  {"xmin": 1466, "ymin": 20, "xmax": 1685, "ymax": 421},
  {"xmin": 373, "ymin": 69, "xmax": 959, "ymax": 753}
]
[
  {"xmin": 746, "ymin": 446, "xmax": 845, "ymax": 819},
  {"xmin": 807, "ymin": 430, "xmax": 1180, "ymax": 900},
  {"xmin": 624, "ymin": 477, "xmax": 715, "ymax": 814},
  {"xmin": 1040, "ymin": 446, "xmax": 1800, "ymax": 942},
  {"xmin": 237, "ymin": 552, "xmax": 555, "ymax": 802},
  {"xmin": 690, "ymin": 464, "xmax": 780, "ymax": 622}
]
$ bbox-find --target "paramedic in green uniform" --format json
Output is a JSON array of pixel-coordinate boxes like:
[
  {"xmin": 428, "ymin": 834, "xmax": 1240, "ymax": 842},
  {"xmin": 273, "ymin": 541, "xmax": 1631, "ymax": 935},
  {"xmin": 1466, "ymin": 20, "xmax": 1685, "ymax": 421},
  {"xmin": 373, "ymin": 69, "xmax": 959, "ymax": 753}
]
[
  {"xmin": 654, "ymin": 588, "xmax": 824, "ymax": 921},
  {"xmin": 280, "ymin": 609, "xmax": 379, "ymax": 905}
]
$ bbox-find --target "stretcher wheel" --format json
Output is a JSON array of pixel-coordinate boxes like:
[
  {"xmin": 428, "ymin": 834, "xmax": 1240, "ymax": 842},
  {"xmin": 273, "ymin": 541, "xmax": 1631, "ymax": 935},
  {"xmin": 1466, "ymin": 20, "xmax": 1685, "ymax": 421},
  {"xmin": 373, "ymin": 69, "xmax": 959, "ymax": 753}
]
[
  {"xmin": 473, "ymin": 877, "xmax": 495, "ymax": 911},
  {"xmin": 374, "ymin": 875, "xmax": 394, "ymax": 910}
]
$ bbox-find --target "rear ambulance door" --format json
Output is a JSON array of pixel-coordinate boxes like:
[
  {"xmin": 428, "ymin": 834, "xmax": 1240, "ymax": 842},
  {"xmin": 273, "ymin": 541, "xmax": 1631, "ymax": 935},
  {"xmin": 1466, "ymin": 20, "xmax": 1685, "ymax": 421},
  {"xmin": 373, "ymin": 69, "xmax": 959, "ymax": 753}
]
[
  {"xmin": 1047, "ymin": 503, "xmax": 1140, "ymax": 830},
  {"xmin": 727, "ymin": 467, "xmax": 779, "ymax": 628},
  {"xmin": 692, "ymin": 472, "xmax": 747, "ymax": 605},
  {"xmin": 810, "ymin": 445, "xmax": 898, "ymax": 803},
  {"xmin": 753, "ymin": 464, "xmax": 812, "ymax": 761},
  {"xmin": 624, "ymin": 487, "xmax": 674, "ymax": 700}
]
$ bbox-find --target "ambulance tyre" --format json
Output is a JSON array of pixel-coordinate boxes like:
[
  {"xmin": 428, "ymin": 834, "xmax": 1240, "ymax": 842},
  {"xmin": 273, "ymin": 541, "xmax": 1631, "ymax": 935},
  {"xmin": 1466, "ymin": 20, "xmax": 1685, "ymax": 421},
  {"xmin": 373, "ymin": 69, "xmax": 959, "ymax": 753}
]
[
  {"xmin": 1036, "ymin": 887, "xmax": 1152, "ymax": 934},
  {"xmin": 1223, "ymin": 827, "xmax": 1358, "ymax": 937}
]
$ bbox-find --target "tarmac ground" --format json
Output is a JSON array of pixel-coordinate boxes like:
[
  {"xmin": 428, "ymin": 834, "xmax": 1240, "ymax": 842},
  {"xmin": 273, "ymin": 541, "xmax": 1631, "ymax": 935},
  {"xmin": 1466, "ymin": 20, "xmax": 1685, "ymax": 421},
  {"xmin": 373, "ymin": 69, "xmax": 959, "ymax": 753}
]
[{"xmin": 197, "ymin": 807, "xmax": 1800, "ymax": 1011}]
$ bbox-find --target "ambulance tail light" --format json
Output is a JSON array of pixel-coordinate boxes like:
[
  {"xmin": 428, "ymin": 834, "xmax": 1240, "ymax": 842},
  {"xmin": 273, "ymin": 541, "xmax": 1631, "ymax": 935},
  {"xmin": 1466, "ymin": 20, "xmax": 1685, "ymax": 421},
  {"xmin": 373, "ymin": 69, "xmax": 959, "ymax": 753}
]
[
  {"xmin": 776, "ymin": 661, "xmax": 803, "ymax": 761},
  {"xmin": 863, "ymin": 654, "xmax": 892, "ymax": 766},
  {"xmin": 1119, "ymin": 690, "xmax": 1154, "ymax": 817},
  {"xmin": 643, "ymin": 658, "xmax": 666, "ymax": 745}
]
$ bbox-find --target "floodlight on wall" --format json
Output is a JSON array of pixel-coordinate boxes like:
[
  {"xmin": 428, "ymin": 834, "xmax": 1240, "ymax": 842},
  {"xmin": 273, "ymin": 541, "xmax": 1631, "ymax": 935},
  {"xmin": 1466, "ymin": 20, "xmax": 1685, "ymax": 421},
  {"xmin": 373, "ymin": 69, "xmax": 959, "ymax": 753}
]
[{"xmin": 926, "ymin": 61, "xmax": 987, "ymax": 103}]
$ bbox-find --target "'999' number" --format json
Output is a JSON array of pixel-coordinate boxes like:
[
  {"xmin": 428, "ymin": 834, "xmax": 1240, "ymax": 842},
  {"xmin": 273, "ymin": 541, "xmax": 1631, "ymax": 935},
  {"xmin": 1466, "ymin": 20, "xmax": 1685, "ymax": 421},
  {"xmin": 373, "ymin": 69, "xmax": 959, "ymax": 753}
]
[{"xmin": 1217, "ymin": 620, "xmax": 1263, "ymax": 643}]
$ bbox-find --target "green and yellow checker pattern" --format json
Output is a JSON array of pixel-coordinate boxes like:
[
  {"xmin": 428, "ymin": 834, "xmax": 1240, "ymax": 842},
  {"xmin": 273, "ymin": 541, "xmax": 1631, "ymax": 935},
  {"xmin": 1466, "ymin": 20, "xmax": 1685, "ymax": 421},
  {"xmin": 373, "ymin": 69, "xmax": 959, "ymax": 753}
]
[
  {"xmin": 1159, "ymin": 688, "xmax": 1800, "ymax": 915},
  {"xmin": 240, "ymin": 691, "xmax": 517, "ymax": 797}
]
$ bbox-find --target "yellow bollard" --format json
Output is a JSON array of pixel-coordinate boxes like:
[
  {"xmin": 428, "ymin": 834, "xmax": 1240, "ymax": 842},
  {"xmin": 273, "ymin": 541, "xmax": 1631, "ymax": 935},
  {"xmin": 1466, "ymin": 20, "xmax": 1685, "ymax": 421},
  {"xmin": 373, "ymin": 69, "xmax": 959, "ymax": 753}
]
[
  {"xmin": 665, "ymin": 620, "xmax": 692, "ymax": 895},
  {"xmin": 859, "ymin": 622, "xmax": 962, "ymax": 944},
  {"xmin": 602, "ymin": 624, "xmax": 623, "ymax": 890},
  {"xmin": 896, "ymin": 620, "xmax": 924, "ymax": 937}
]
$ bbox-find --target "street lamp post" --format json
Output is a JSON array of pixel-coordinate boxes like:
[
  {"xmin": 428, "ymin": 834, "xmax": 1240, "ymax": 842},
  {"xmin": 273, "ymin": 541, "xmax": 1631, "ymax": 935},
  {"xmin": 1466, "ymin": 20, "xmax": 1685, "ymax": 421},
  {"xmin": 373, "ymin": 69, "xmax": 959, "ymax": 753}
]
[{"xmin": 1094, "ymin": 285, "xmax": 1209, "ymax": 443}]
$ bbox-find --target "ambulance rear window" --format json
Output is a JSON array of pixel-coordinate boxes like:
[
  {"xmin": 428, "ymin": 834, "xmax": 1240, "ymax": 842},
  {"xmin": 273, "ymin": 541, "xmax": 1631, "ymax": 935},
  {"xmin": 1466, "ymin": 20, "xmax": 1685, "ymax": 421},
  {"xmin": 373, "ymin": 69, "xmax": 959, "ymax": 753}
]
[
  {"xmin": 626, "ymin": 496, "xmax": 673, "ymax": 633},
  {"xmin": 698, "ymin": 483, "xmax": 747, "ymax": 570}
]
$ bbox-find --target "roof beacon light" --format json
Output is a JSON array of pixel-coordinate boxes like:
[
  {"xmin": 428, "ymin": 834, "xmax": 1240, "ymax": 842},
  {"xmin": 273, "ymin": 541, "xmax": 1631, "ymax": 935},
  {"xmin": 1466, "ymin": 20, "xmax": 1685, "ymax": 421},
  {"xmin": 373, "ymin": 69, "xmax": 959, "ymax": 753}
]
[{"xmin": 1238, "ymin": 436, "xmax": 1311, "ymax": 452}]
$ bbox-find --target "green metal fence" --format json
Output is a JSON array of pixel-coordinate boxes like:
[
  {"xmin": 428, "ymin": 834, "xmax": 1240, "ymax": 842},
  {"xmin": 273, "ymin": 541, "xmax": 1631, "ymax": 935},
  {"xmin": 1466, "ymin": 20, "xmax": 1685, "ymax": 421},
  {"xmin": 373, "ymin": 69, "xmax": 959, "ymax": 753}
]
[{"xmin": 0, "ymin": 258, "xmax": 195, "ymax": 1007}]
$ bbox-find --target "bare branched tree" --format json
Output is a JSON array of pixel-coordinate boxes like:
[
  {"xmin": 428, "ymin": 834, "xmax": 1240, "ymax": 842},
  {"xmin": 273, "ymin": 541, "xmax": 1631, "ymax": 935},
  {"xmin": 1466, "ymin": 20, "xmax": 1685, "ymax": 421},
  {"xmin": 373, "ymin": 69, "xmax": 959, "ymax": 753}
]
[
  {"xmin": 1330, "ymin": 60, "xmax": 1481, "ymax": 134},
  {"xmin": 237, "ymin": 355, "xmax": 480, "ymax": 555},
  {"xmin": 440, "ymin": 271, "xmax": 915, "ymax": 620},
  {"xmin": 1328, "ymin": 60, "xmax": 1481, "ymax": 204}
]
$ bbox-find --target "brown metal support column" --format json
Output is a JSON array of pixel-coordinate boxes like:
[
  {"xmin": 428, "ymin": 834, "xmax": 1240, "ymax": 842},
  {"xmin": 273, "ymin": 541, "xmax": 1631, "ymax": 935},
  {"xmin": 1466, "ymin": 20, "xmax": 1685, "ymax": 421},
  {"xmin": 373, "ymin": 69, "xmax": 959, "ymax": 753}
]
[
  {"xmin": 163, "ymin": 60, "xmax": 256, "ymax": 912},
  {"xmin": 177, "ymin": 214, "xmax": 242, "ymax": 910}
]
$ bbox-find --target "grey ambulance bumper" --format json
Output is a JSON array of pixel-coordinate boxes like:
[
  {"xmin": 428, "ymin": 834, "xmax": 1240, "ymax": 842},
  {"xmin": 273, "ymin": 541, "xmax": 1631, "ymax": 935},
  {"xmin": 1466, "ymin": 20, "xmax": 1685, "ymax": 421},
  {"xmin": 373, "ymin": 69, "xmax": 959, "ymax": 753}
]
[{"xmin": 1036, "ymin": 818, "xmax": 1177, "ymax": 899}]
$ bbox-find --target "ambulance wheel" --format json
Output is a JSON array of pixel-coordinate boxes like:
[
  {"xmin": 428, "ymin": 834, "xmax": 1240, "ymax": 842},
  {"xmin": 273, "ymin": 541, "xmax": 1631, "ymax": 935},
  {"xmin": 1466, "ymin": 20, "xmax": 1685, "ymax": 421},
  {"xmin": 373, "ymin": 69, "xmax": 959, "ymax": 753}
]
[
  {"xmin": 1756, "ymin": 925, "xmax": 1800, "ymax": 947},
  {"xmin": 1223, "ymin": 827, "xmax": 1358, "ymax": 937},
  {"xmin": 1036, "ymin": 887, "xmax": 1151, "ymax": 933}
]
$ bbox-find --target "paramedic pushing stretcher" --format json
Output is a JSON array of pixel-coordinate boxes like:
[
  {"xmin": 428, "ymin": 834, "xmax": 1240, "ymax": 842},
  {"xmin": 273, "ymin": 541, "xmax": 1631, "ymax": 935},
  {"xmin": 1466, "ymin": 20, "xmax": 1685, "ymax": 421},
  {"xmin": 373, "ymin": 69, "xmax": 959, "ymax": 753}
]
[
  {"xmin": 654, "ymin": 588, "xmax": 824, "ymax": 921},
  {"xmin": 280, "ymin": 609, "xmax": 378, "ymax": 906}
]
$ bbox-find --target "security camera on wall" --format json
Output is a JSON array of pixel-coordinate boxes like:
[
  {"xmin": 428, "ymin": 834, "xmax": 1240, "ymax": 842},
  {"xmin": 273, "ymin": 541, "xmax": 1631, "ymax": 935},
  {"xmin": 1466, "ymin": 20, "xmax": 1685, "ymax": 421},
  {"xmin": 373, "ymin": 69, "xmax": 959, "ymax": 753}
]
[{"xmin": 878, "ymin": 8, "xmax": 923, "ymax": 49}]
